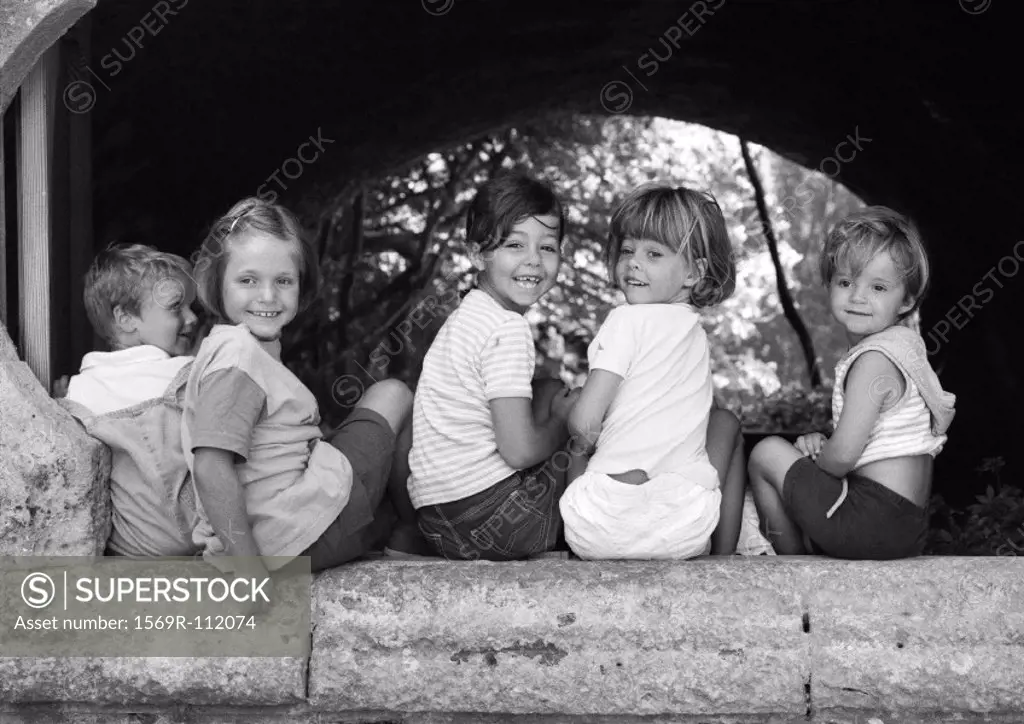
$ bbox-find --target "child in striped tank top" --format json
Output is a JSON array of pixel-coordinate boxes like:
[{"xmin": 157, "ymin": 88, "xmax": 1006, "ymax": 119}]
[{"xmin": 748, "ymin": 207, "xmax": 955, "ymax": 559}]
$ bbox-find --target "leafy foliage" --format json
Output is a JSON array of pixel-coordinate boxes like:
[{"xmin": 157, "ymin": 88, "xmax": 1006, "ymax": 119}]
[
  {"xmin": 730, "ymin": 382, "xmax": 832, "ymax": 433},
  {"xmin": 276, "ymin": 112, "xmax": 1013, "ymax": 555},
  {"xmin": 927, "ymin": 457, "xmax": 1024, "ymax": 555},
  {"xmin": 282, "ymin": 113, "xmax": 863, "ymax": 429}
]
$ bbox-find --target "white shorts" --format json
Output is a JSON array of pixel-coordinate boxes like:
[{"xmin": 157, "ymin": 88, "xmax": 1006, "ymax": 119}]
[{"xmin": 559, "ymin": 469, "xmax": 721, "ymax": 560}]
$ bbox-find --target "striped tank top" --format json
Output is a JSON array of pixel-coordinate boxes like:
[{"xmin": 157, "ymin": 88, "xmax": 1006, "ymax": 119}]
[{"xmin": 832, "ymin": 349, "xmax": 946, "ymax": 468}]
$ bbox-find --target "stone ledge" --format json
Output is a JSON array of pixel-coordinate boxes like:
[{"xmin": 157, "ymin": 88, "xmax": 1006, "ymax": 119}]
[
  {"xmin": 309, "ymin": 558, "xmax": 1024, "ymax": 720},
  {"xmin": 310, "ymin": 559, "xmax": 807, "ymax": 717},
  {"xmin": 1, "ymin": 558, "xmax": 1022, "ymax": 723},
  {"xmin": 806, "ymin": 559, "xmax": 1024, "ymax": 712},
  {"xmin": 0, "ymin": 657, "xmax": 306, "ymax": 706},
  {"xmin": 3, "ymin": 710, "xmax": 1023, "ymax": 724}
]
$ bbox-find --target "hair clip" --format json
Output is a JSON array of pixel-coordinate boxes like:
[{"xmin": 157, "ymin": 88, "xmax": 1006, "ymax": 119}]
[{"xmin": 229, "ymin": 204, "xmax": 258, "ymax": 234}]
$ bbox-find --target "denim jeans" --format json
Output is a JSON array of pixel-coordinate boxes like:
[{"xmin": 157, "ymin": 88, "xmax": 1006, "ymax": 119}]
[{"xmin": 417, "ymin": 457, "xmax": 566, "ymax": 561}]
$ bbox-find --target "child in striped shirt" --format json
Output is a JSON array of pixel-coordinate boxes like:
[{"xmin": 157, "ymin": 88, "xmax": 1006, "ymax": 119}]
[
  {"xmin": 748, "ymin": 207, "xmax": 955, "ymax": 559},
  {"xmin": 407, "ymin": 171, "xmax": 579, "ymax": 560}
]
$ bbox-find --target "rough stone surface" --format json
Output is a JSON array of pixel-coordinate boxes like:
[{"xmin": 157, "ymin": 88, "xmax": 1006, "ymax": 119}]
[
  {"xmin": 0, "ymin": 559, "xmax": 1023, "ymax": 720},
  {"xmin": 310, "ymin": 559, "xmax": 810, "ymax": 717},
  {"xmin": 0, "ymin": 0, "xmax": 96, "ymax": 112},
  {"xmin": 0, "ymin": 657, "xmax": 307, "ymax": 706},
  {"xmin": 308, "ymin": 558, "xmax": 1024, "ymax": 719},
  {"xmin": 0, "ymin": 322, "xmax": 110, "ymax": 556},
  {"xmin": 806, "ymin": 557, "xmax": 1024, "ymax": 716},
  {"xmin": 3, "ymin": 712, "xmax": 1023, "ymax": 724}
]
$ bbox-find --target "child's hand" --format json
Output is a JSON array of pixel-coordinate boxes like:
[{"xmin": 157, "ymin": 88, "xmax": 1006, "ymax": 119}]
[
  {"xmin": 549, "ymin": 386, "xmax": 582, "ymax": 422},
  {"xmin": 795, "ymin": 433, "xmax": 827, "ymax": 460},
  {"xmin": 51, "ymin": 375, "xmax": 70, "ymax": 399}
]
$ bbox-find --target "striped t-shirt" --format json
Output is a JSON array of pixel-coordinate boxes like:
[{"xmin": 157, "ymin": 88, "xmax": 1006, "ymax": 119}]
[{"xmin": 408, "ymin": 289, "xmax": 535, "ymax": 508}]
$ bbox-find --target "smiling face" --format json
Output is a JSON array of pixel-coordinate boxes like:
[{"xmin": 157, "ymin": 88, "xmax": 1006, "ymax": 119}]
[
  {"xmin": 615, "ymin": 238, "xmax": 695, "ymax": 305},
  {"xmin": 829, "ymin": 250, "xmax": 913, "ymax": 342},
  {"xmin": 221, "ymin": 230, "xmax": 302, "ymax": 341},
  {"xmin": 472, "ymin": 214, "xmax": 561, "ymax": 314},
  {"xmin": 129, "ymin": 273, "xmax": 198, "ymax": 356}
]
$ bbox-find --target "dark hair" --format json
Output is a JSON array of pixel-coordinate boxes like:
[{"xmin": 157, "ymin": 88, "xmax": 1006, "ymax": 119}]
[
  {"xmin": 820, "ymin": 206, "xmax": 930, "ymax": 318},
  {"xmin": 608, "ymin": 184, "xmax": 736, "ymax": 308},
  {"xmin": 192, "ymin": 197, "xmax": 321, "ymax": 323},
  {"xmin": 465, "ymin": 170, "xmax": 566, "ymax": 253}
]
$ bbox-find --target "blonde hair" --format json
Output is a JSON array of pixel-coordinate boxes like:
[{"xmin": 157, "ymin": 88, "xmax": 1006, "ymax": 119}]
[
  {"xmin": 83, "ymin": 243, "xmax": 193, "ymax": 344},
  {"xmin": 192, "ymin": 197, "xmax": 321, "ymax": 322},
  {"xmin": 608, "ymin": 184, "xmax": 736, "ymax": 308},
  {"xmin": 820, "ymin": 206, "xmax": 930, "ymax": 317}
]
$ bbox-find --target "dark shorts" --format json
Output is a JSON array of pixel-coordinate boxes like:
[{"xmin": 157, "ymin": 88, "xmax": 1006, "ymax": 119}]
[
  {"xmin": 782, "ymin": 456, "xmax": 927, "ymax": 560},
  {"xmin": 301, "ymin": 408, "xmax": 396, "ymax": 571},
  {"xmin": 417, "ymin": 456, "xmax": 566, "ymax": 561}
]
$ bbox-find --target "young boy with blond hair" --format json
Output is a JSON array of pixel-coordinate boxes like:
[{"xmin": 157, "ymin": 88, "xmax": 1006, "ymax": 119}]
[{"xmin": 62, "ymin": 243, "xmax": 202, "ymax": 557}]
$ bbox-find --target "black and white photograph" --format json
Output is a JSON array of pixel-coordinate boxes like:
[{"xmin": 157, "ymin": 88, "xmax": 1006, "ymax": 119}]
[{"xmin": 0, "ymin": 1, "xmax": 1021, "ymax": 721}]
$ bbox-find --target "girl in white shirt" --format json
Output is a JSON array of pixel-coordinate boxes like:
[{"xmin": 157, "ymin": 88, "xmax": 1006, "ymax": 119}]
[{"xmin": 560, "ymin": 184, "xmax": 747, "ymax": 559}]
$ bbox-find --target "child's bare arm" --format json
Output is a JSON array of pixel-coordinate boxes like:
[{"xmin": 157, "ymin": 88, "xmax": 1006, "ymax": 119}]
[
  {"xmin": 193, "ymin": 447, "xmax": 266, "ymax": 568},
  {"xmin": 567, "ymin": 369, "xmax": 623, "ymax": 454},
  {"xmin": 490, "ymin": 397, "xmax": 571, "ymax": 470},
  {"xmin": 567, "ymin": 448, "xmax": 590, "ymax": 485},
  {"xmin": 817, "ymin": 351, "xmax": 903, "ymax": 477}
]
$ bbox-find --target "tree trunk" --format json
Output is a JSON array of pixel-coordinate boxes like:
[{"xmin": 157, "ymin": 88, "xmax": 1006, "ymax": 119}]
[{"xmin": 739, "ymin": 139, "xmax": 823, "ymax": 388}]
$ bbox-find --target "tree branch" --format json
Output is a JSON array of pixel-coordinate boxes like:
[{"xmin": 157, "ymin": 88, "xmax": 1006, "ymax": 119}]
[
  {"xmin": 344, "ymin": 132, "xmax": 516, "ymax": 360},
  {"xmin": 363, "ymin": 230, "xmax": 423, "ymax": 259},
  {"xmin": 740, "ymin": 139, "xmax": 823, "ymax": 388}
]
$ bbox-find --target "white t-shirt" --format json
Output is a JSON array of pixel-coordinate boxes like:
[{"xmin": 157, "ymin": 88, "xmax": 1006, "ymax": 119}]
[
  {"xmin": 408, "ymin": 290, "xmax": 535, "ymax": 508},
  {"xmin": 559, "ymin": 303, "xmax": 721, "ymax": 560},
  {"xmin": 585, "ymin": 303, "xmax": 717, "ymax": 487},
  {"xmin": 66, "ymin": 346, "xmax": 193, "ymax": 414}
]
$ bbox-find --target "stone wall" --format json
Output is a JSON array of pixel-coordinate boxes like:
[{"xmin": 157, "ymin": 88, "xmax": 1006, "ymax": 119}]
[
  {"xmin": 0, "ymin": 322, "xmax": 110, "ymax": 556},
  {"xmin": 1, "ymin": 557, "xmax": 1023, "ymax": 723}
]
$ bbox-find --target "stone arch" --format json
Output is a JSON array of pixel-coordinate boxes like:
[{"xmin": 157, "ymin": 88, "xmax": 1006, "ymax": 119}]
[
  {"xmin": 0, "ymin": 0, "xmax": 96, "ymax": 113},
  {"xmin": 2, "ymin": 0, "xmax": 1021, "ymax": 494}
]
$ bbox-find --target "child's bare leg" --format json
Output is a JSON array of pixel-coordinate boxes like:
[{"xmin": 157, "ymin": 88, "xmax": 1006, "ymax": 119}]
[
  {"xmin": 388, "ymin": 416, "xmax": 416, "ymax": 524},
  {"xmin": 707, "ymin": 408, "xmax": 745, "ymax": 555},
  {"xmin": 748, "ymin": 436, "xmax": 807, "ymax": 555},
  {"xmin": 352, "ymin": 379, "xmax": 417, "ymax": 524},
  {"xmin": 354, "ymin": 379, "xmax": 412, "ymax": 433}
]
